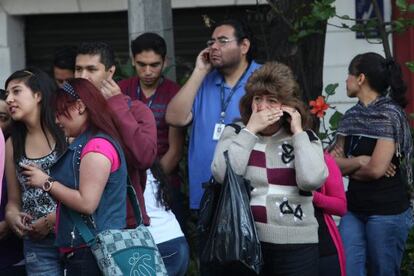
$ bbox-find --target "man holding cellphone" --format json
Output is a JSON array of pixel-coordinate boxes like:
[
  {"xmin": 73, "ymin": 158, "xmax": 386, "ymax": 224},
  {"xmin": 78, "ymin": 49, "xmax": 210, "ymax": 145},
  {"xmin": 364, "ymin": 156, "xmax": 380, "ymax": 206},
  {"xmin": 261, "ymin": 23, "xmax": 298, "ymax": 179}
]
[{"xmin": 166, "ymin": 19, "xmax": 261, "ymax": 212}]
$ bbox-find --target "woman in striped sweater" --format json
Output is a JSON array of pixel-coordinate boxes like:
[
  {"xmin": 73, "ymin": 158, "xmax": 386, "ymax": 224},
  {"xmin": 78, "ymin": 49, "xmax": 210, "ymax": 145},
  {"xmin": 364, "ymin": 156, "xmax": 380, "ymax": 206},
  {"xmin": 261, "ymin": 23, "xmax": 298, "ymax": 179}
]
[{"xmin": 211, "ymin": 62, "xmax": 328, "ymax": 276}]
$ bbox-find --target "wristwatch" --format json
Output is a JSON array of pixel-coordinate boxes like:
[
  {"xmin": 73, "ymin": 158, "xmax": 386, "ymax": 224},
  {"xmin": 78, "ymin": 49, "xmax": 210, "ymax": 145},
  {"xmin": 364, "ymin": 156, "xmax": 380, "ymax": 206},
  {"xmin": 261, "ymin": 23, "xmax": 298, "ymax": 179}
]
[{"xmin": 42, "ymin": 177, "xmax": 55, "ymax": 192}]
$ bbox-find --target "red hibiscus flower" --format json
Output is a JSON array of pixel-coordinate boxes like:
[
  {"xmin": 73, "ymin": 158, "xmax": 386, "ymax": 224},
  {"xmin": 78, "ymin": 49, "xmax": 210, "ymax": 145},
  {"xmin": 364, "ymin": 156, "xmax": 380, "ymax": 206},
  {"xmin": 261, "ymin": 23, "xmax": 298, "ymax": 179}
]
[{"xmin": 309, "ymin": 96, "xmax": 329, "ymax": 118}]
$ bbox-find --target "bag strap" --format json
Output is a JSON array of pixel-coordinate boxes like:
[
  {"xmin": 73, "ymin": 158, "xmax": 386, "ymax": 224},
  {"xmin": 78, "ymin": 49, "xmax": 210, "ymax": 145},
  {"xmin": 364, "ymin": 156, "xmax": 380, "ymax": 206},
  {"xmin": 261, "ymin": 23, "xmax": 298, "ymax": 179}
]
[
  {"xmin": 68, "ymin": 177, "xmax": 143, "ymax": 244},
  {"xmin": 127, "ymin": 178, "xmax": 143, "ymax": 225}
]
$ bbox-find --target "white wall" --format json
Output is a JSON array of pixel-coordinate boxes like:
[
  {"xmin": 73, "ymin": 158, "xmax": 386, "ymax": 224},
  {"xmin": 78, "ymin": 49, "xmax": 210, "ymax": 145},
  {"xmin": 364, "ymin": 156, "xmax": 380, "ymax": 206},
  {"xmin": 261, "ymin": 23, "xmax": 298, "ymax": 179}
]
[
  {"xmin": 0, "ymin": 5, "xmax": 24, "ymax": 88},
  {"xmin": 323, "ymin": 0, "xmax": 392, "ymax": 115}
]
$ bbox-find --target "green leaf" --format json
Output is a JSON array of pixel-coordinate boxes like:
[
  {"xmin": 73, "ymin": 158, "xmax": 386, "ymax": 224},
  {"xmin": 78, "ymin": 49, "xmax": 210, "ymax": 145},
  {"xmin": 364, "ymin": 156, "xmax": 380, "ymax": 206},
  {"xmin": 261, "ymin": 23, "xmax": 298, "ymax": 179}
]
[
  {"xmin": 318, "ymin": 132, "xmax": 328, "ymax": 141},
  {"xmin": 396, "ymin": 0, "xmax": 408, "ymax": 11},
  {"xmin": 325, "ymin": 83, "xmax": 339, "ymax": 95},
  {"xmin": 393, "ymin": 20, "xmax": 406, "ymax": 33},
  {"xmin": 406, "ymin": 61, "xmax": 414, "ymax": 73},
  {"xmin": 329, "ymin": 111, "xmax": 343, "ymax": 130}
]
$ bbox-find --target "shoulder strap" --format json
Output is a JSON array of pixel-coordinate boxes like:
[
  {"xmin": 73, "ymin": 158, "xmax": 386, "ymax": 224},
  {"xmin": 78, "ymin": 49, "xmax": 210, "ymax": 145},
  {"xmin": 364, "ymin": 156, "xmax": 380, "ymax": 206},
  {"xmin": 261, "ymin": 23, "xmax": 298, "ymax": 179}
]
[
  {"xmin": 226, "ymin": 123, "xmax": 243, "ymax": 134},
  {"xmin": 68, "ymin": 177, "xmax": 143, "ymax": 244},
  {"xmin": 305, "ymin": 130, "xmax": 319, "ymax": 142}
]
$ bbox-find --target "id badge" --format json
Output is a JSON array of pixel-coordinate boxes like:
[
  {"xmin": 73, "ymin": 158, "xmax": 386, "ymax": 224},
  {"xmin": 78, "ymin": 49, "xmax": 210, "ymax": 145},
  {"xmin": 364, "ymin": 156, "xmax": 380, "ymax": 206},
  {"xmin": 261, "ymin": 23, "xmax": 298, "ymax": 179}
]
[{"xmin": 213, "ymin": 123, "xmax": 225, "ymax": 140}]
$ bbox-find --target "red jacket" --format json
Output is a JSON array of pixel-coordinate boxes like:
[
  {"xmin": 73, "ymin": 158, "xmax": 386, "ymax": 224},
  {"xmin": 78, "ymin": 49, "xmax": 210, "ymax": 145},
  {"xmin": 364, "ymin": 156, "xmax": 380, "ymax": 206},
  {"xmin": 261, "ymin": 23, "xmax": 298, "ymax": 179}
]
[{"xmin": 107, "ymin": 94, "xmax": 157, "ymax": 226}]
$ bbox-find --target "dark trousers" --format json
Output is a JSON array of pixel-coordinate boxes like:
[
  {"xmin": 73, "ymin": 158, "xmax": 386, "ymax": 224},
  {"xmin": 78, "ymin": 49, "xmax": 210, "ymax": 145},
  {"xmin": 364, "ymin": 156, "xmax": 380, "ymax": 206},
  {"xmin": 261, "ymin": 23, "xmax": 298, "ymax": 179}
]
[
  {"xmin": 260, "ymin": 243, "xmax": 319, "ymax": 276},
  {"xmin": 318, "ymin": 254, "xmax": 341, "ymax": 276},
  {"xmin": 62, "ymin": 247, "xmax": 101, "ymax": 276}
]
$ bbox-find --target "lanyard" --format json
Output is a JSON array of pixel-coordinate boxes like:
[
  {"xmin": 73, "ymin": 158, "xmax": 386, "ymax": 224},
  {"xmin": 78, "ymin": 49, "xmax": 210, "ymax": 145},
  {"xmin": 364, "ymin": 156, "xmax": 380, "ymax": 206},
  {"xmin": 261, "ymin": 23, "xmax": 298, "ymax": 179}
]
[
  {"xmin": 219, "ymin": 63, "xmax": 251, "ymax": 122},
  {"xmin": 136, "ymin": 77, "xmax": 164, "ymax": 108}
]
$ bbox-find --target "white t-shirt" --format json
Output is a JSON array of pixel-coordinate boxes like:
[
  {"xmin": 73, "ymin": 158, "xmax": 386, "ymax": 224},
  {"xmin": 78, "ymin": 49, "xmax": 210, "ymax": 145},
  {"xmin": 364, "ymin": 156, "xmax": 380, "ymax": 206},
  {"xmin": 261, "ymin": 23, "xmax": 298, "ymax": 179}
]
[{"xmin": 144, "ymin": 170, "xmax": 184, "ymax": 244}]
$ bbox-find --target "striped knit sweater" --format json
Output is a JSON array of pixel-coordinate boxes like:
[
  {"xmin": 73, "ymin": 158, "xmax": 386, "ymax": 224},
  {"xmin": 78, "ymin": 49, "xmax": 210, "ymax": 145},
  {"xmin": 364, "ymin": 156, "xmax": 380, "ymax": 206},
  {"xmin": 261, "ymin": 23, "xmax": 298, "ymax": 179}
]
[{"xmin": 211, "ymin": 123, "xmax": 328, "ymax": 245}]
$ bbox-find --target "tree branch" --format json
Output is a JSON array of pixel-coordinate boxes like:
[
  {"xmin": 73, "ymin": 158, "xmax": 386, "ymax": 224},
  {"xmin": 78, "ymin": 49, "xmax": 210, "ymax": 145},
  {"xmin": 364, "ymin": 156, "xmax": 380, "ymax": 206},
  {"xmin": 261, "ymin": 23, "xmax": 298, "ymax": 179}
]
[{"xmin": 371, "ymin": 0, "xmax": 392, "ymax": 58}]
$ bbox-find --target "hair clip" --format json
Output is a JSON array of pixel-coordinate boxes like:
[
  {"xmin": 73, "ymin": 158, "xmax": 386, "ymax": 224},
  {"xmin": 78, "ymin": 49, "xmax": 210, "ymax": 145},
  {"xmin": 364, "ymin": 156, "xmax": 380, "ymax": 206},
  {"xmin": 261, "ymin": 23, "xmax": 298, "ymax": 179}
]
[
  {"xmin": 61, "ymin": 82, "xmax": 79, "ymax": 99},
  {"xmin": 23, "ymin": 70, "xmax": 35, "ymax": 76}
]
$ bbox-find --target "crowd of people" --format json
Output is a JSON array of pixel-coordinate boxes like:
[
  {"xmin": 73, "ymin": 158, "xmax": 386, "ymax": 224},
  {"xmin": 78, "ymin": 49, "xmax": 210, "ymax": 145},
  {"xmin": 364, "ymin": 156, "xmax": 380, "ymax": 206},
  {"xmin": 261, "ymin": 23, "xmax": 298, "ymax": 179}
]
[{"xmin": 0, "ymin": 18, "xmax": 412, "ymax": 276}]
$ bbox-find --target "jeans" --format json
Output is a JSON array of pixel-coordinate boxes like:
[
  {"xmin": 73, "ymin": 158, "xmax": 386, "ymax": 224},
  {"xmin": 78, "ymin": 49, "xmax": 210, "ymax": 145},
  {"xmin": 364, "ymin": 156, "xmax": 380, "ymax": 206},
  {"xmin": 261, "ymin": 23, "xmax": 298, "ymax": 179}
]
[
  {"xmin": 23, "ymin": 234, "xmax": 63, "ymax": 276},
  {"xmin": 62, "ymin": 247, "xmax": 101, "ymax": 276},
  {"xmin": 339, "ymin": 208, "xmax": 413, "ymax": 276},
  {"xmin": 157, "ymin": 236, "xmax": 189, "ymax": 276}
]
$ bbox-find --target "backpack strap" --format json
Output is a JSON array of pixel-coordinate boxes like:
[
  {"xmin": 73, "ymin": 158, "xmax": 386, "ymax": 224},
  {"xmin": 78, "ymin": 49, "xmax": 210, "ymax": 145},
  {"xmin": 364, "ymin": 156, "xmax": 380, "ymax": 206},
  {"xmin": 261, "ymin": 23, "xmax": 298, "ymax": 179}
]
[{"xmin": 226, "ymin": 123, "xmax": 243, "ymax": 134}]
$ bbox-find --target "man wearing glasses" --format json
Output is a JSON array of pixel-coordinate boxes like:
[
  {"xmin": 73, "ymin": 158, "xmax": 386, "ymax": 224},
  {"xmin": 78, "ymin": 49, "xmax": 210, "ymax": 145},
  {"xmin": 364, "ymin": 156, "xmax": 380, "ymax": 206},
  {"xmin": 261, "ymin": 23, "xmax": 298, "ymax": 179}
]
[{"xmin": 166, "ymin": 19, "xmax": 260, "ymax": 212}]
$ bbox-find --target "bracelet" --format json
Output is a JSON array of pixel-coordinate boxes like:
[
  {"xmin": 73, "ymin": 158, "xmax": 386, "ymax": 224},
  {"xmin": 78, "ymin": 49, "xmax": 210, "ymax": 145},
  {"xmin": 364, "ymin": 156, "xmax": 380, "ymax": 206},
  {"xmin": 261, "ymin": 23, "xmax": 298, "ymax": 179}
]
[{"xmin": 44, "ymin": 214, "xmax": 54, "ymax": 233}]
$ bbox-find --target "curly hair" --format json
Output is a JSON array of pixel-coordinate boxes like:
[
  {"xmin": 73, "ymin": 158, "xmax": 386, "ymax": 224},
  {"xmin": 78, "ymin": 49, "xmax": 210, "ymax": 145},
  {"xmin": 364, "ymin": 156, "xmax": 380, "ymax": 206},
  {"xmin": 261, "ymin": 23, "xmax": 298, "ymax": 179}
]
[{"xmin": 239, "ymin": 62, "xmax": 312, "ymax": 133}]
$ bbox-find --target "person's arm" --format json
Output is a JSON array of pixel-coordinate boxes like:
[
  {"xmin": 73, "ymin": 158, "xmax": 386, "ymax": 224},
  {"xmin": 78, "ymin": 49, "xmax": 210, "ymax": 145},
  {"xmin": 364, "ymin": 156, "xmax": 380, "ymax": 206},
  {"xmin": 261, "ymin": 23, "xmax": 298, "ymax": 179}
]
[
  {"xmin": 160, "ymin": 126, "xmax": 185, "ymax": 175},
  {"xmin": 313, "ymin": 153, "xmax": 347, "ymax": 216},
  {"xmin": 330, "ymin": 136, "xmax": 365, "ymax": 176},
  {"xmin": 4, "ymin": 139, "xmax": 31, "ymax": 237},
  {"xmin": 292, "ymin": 131, "xmax": 328, "ymax": 191},
  {"xmin": 280, "ymin": 106, "xmax": 327, "ymax": 191},
  {"xmin": 103, "ymin": 78, "xmax": 157, "ymax": 170},
  {"xmin": 22, "ymin": 152, "xmax": 111, "ymax": 215},
  {"xmin": 350, "ymin": 139, "xmax": 395, "ymax": 181},
  {"xmin": 166, "ymin": 49, "xmax": 212, "ymax": 127}
]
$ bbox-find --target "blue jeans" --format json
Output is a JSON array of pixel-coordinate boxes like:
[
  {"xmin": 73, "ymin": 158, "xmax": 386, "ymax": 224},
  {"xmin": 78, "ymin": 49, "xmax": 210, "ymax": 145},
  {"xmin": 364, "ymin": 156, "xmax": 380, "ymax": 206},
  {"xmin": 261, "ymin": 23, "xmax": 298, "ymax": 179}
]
[
  {"xmin": 23, "ymin": 234, "xmax": 63, "ymax": 276},
  {"xmin": 339, "ymin": 208, "xmax": 413, "ymax": 276},
  {"xmin": 157, "ymin": 236, "xmax": 189, "ymax": 276}
]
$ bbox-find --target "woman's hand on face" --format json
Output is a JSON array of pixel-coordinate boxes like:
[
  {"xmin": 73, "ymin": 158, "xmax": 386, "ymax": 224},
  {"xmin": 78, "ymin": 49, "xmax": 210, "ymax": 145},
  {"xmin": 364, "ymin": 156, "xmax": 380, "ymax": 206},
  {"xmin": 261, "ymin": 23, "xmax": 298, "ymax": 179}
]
[
  {"xmin": 246, "ymin": 103, "xmax": 283, "ymax": 134},
  {"xmin": 20, "ymin": 164, "xmax": 49, "ymax": 189},
  {"xmin": 281, "ymin": 105, "xmax": 303, "ymax": 135},
  {"xmin": 5, "ymin": 211, "xmax": 32, "ymax": 238}
]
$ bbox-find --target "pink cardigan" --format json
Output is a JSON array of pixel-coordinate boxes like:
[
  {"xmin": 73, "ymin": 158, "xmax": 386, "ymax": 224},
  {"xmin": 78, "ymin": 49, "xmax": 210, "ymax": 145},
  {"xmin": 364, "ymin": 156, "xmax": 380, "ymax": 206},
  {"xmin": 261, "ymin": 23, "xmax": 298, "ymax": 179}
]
[
  {"xmin": 313, "ymin": 152, "xmax": 347, "ymax": 276},
  {"xmin": 0, "ymin": 129, "xmax": 4, "ymax": 204}
]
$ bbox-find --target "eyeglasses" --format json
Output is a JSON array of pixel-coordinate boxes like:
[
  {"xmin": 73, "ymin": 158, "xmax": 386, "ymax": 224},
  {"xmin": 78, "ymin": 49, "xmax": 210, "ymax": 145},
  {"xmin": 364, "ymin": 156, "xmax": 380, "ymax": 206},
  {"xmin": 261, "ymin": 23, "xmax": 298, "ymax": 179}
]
[{"xmin": 206, "ymin": 37, "xmax": 237, "ymax": 47}]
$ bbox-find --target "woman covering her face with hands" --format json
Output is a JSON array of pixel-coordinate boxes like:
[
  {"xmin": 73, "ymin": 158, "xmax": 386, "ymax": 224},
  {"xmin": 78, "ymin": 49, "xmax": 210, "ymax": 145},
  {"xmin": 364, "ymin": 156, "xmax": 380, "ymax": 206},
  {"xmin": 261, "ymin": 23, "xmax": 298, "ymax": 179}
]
[{"xmin": 211, "ymin": 62, "xmax": 328, "ymax": 276}]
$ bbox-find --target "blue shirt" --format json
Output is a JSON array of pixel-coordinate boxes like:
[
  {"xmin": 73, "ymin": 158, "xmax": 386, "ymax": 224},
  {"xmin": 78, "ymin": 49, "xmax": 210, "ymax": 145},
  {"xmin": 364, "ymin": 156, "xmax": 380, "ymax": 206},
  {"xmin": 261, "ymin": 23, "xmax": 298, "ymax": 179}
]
[{"xmin": 189, "ymin": 61, "xmax": 261, "ymax": 209}]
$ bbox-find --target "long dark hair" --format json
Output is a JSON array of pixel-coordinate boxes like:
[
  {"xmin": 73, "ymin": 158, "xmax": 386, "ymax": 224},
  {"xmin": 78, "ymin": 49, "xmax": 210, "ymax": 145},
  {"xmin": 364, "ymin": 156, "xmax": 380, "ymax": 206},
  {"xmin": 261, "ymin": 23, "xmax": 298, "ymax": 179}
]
[
  {"xmin": 150, "ymin": 161, "xmax": 172, "ymax": 210},
  {"xmin": 348, "ymin": 52, "xmax": 408, "ymax": 108},
  {"xmin": 4, "ymin": 68, "xmax": 66, "ymax": 164},
  {"xmin": 56, "ymin": 78, "xmax": 132, "ymax": 162}
]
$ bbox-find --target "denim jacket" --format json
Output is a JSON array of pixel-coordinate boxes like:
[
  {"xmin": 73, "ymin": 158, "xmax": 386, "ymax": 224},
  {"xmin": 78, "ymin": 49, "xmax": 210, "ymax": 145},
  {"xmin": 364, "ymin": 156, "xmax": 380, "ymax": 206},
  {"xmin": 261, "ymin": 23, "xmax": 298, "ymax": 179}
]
[{"xmin": 52, "ymin": 130, "xmax": 128, "ymax": 248}]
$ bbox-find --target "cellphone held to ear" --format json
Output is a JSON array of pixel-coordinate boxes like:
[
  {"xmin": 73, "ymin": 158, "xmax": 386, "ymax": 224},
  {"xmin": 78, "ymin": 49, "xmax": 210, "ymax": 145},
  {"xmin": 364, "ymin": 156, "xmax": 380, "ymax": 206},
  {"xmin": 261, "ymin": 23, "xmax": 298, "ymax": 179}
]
[{"xmin": 203, "ymin": 52, "xmax": 210, "ymax": 62}]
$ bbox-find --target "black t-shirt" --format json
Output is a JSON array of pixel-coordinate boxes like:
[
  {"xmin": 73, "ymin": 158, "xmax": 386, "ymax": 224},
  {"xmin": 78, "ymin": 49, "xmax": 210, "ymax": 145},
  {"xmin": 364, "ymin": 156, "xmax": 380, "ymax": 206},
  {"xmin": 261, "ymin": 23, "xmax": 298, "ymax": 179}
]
[{"xmin": 345, "ymin": 135, "xmax": 410, "ymax": 215}]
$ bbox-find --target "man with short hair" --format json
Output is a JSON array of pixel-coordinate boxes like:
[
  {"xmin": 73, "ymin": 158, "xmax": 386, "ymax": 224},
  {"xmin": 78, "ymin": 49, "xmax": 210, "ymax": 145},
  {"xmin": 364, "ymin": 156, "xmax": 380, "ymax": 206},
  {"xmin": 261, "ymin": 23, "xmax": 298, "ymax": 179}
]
[
  {"xmin": 118, "ymin": 33, "xmax": 186, "ymax": 226},
  {"xmin": 75, "ymin": 41, "xmax": 157, "ymax": 226},
  {"xmin": 53, "ymin": 46, "xmax": 77, "ymax": 88},
  {"xmin": 166, "ymin": 19, "xmax": 261, "ymax": 211}
]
